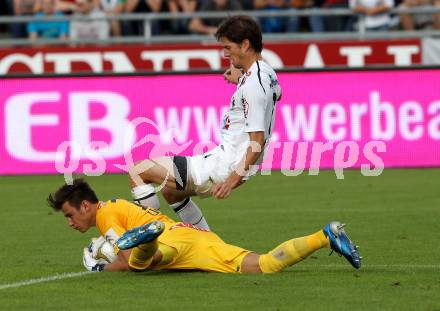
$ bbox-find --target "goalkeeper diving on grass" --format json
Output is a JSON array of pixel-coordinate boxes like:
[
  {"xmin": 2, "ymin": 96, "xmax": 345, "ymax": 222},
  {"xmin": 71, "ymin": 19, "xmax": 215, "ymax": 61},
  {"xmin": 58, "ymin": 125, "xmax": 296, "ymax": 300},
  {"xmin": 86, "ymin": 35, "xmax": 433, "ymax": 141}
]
[{"xmin": 48, "ymin": 179, "xmax": 361, "ymax": 273}]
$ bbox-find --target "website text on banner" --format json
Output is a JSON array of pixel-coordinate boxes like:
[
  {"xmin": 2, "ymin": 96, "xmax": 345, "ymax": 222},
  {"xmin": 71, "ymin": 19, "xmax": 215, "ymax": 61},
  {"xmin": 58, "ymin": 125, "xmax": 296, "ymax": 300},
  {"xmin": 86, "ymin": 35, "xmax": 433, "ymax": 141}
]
[{"xmin": 1, "ymin": 69, "xmax": 439, "ymax": 176}]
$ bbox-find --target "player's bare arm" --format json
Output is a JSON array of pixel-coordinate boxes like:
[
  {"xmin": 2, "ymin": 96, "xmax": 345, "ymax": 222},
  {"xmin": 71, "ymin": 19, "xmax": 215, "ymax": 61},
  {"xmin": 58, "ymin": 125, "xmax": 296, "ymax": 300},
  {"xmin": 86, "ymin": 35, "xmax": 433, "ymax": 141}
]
[
  {"xmin": 211, "ymin": 131, "xmax": 265, "ymax": 199},
  {"xmin": 103, "ymin": 249, "xmax": 131, "ymax": 271},
  {"xmin": 104, "ymin": 248, "xmax": 164, "ymax": 271}
]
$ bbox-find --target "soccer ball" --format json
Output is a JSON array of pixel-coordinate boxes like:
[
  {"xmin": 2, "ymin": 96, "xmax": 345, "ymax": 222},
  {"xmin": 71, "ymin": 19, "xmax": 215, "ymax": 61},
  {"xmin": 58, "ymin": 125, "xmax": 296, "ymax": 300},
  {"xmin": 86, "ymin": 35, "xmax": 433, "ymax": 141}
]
[
  {"xmin": 96, "ymin": 240, "xmax": 118, "ymax": 263},
  {"xmin": 89, "ymin": 236, "xmax": 118, "ymax": 263}
]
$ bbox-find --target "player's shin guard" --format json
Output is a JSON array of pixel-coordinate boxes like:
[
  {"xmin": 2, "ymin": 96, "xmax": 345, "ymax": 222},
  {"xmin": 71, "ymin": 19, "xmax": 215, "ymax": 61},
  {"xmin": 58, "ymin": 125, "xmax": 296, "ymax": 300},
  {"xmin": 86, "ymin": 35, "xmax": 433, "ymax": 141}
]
[
  {"xmin": 170, "ymin": 198, "xmax": 210, "ymax": 231},
  {"xmin": 128, "ymin": 240, "xmax": 158, "ymax": 271},
  {"xmin": 131, "ymin": 184, "xmax": 160, "ymax": 210},
  {"xmin": 258, "ymin": 230, "xmax": 329, "ymax": 273}
]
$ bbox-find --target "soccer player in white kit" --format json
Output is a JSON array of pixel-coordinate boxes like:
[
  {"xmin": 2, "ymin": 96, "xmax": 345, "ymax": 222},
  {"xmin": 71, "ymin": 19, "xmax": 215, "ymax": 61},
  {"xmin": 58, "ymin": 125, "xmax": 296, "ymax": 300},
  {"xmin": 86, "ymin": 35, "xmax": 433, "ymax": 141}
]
[{"xmin": 128, "ymin": 16, "xmax": 282, "ymax": 230}]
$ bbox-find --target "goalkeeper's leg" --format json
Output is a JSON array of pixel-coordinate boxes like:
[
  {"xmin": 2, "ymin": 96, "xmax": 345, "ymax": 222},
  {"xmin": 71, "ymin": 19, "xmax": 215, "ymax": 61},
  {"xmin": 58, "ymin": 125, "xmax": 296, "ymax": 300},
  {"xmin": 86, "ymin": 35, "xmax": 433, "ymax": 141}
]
[
  {"xmin": 257, "ymin": 229, "xmax": 329, "ymax": 273},
  {"xmin": 240, "ymin": 227, "xmax": 330, "ymax": 273},
  {"xmin": 129, "ymin": 240, "xmax": 159, "ymax": 270},
  {"xmin": 243, "ymin": 222, "xmax": 361, "ymax": 273},
  {"xmin": 129, "ymin": 242, "xmax": 177, "ymax": 271},
  {"xmin": 116, "ymin": 221, "xmax": 167, "ymax": 271}
]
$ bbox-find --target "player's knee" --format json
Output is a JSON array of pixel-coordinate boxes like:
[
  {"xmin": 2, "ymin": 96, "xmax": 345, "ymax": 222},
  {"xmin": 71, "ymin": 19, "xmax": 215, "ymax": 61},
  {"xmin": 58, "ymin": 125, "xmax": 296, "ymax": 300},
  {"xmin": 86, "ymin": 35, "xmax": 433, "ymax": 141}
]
[
  {"xmin": 240, "ymin": 253, "xmax": 263, "ymax": 273},
  {"xmin": 161, "ymin": 187, "xmax": 173, "ymax": 202},
  {"xmin": 162, "ymin": 187, "xmax": 186, "ymax": 204}
]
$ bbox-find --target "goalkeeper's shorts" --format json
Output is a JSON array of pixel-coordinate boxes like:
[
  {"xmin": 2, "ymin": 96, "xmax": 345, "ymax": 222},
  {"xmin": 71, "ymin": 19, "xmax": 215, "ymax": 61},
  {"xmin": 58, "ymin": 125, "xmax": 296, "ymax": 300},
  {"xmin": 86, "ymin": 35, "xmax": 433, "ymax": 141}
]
[{"xmin": 155, "ymin": 222, "xmax": 251, "ymax": 273}]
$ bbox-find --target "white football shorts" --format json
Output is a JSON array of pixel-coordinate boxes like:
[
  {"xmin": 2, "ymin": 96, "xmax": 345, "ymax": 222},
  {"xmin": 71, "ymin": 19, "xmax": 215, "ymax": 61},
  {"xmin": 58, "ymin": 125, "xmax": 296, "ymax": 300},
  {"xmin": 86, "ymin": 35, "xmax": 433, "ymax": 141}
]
[{"xmin": 174, "ymin": 145, "xmax": 251, "ymax": 198}]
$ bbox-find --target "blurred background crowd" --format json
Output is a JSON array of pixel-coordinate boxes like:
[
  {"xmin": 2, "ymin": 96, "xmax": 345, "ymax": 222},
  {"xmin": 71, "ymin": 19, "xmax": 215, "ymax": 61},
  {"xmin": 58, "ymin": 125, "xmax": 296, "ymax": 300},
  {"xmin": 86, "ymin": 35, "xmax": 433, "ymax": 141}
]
[{"xmin": 0, "ymin": 0, "xmax": 440, "ymax": 40}]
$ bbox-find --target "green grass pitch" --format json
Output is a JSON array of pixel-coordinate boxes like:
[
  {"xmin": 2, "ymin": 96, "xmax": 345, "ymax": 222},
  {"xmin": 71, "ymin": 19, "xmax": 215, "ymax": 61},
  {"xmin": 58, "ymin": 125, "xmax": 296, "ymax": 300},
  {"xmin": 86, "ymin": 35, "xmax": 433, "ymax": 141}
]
[{"xmin": 0, "ymin": 169, "xmax": 439, "ymax": 310}]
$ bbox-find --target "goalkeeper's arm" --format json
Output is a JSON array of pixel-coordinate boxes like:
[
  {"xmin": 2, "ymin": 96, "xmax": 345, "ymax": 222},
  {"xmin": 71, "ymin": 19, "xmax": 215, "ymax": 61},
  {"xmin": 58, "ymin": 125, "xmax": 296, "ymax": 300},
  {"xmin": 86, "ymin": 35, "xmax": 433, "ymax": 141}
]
[
  {"xmin": 84, "ymin": 236, "xmax": 131, "ymax": 272},
  {"xmin": 104, "ymin": 250, "xmax": 131, "ymax": 271}
]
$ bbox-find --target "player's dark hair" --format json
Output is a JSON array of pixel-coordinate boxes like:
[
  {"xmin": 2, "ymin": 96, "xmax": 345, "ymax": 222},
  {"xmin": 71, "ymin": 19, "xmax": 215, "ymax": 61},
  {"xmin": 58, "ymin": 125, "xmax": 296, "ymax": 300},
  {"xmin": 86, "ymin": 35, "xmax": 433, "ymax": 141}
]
[
  {"xmin": 47, "ymin": 178, "xmax": 99, "ymax": 211},
  {"xmin": 215, "ymin": 15, "xmax": 263, "ymax": 53}
]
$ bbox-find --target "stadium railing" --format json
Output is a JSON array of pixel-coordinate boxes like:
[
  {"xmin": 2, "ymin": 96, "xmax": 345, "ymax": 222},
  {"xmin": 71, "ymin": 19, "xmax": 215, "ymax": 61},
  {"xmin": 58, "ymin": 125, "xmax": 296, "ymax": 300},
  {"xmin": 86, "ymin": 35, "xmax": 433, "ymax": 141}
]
[{"xmin": 0, "ymin": 7, "xmax": 439, "ymax": 46}]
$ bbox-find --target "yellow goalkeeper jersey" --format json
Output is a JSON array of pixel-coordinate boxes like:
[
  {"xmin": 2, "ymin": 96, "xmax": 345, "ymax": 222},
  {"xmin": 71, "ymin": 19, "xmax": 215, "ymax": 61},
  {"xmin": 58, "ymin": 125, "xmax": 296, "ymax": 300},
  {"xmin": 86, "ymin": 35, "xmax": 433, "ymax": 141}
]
[
  {"xmin": 95, "ymin": 198, "xmax": 250, "ymax": 273},
  {"xmin": 96, "ymin": 199, "xmax": 176, "ymax": 245}
]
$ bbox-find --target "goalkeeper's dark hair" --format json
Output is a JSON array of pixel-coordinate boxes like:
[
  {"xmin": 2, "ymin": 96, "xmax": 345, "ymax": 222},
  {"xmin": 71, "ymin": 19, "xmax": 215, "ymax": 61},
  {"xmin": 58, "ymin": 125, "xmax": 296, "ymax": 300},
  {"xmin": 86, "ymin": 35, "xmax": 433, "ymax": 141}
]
[
  {"xmin": 47, "ymin": 178, "xmax": 99, "ymax": 211},
  {"xmin": 215, "ymin": 16, "xmax": 263, "ymax": 53}
]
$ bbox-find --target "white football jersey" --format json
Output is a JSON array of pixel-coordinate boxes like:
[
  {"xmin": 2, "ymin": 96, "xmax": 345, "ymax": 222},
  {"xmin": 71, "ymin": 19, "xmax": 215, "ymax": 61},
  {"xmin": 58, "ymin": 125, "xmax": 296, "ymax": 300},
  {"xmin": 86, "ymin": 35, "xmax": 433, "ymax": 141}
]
[{"xmin": 220, "ymin": 60, "xmax": 282, "ymax": 169}]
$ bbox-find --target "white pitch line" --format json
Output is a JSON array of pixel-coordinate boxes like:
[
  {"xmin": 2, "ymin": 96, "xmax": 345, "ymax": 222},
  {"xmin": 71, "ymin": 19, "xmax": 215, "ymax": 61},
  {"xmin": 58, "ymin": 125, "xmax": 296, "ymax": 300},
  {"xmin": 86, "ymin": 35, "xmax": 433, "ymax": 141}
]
[
  {"xmin": 0, "ymin": 264, "xmax": 438, "ymax": 290},
  {"xmin": 0, "ymin": 271, "xmax": 93, "ymax": 290}
]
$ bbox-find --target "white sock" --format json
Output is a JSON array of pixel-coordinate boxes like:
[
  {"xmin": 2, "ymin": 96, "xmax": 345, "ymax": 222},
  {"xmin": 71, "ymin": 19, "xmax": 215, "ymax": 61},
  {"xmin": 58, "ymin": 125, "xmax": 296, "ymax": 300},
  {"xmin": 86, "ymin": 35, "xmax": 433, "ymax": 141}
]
[
  {"xmin": 170, "ymin": 198, "xmax": 210, "ymax": 231},
  {"xmin": 131, "ymin": 184, "xmax": 160, "ymax": 210}
]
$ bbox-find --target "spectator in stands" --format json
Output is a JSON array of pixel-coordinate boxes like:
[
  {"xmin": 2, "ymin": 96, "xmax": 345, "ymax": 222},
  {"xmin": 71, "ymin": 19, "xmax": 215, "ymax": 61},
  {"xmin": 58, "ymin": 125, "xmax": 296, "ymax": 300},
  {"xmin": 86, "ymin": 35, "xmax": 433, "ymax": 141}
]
[
  {"xmin": 322, "ymin": 0, "xmax": 350, "ymax": 31},
  {"xmin": 286, "ymin": 0, "xmax": 326, "ymax": 32},
  {"xmin": 253, "ymin": 0, "xmax": 287, "ymax": 33},
  {"xmin": 10, "ymin": 0, "xmax": 37, "ymax": 38},
  {"xmin": 5, "ymin": 0, "xmax": 13, "ymax": 15},
  {"xmin": 399, "ymin": 0, "xmax": 440, "ymax": 29},
  {"xmin": 123, "ymin": 0, "xmax": 166, "ymax": 35},
  {"xmin": 99, "ymin": 0, "xmax": 124, "ymax": 36},
  {"xmin": 167, "ymin": 0, "xmax": 197, "ymax": 34},
  {"xmin": 240, "ymin": 0, "xmax": 255, "ymax": 9},
  {"xmin": 56, "ymin": 0, "xmax": 77, "ymax": 13},
  {"xmin": 349, "ymin": 0, "xmax": 394, "ymax": 31},
  {"xmin": 189, "ymin": 0, "xmax": 242, "ymax": 35},
  {"xmin": 70, "ymin": 0, "xmax": 110, "ymax": 40},
  {"xmin": 437, "ymin": 0, "xmax": 440, "ymax": 28},
  {"xmin": 27, "ymin": 0, "xmax": 69, "ymax": 40}
]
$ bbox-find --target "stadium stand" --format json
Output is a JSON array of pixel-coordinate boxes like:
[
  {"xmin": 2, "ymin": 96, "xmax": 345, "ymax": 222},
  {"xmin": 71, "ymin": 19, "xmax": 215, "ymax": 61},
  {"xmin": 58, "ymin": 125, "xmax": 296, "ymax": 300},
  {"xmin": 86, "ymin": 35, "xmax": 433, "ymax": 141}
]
[{"xmin": 0, "ymin": 0, "xmax": 439, "ymax": 41}]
